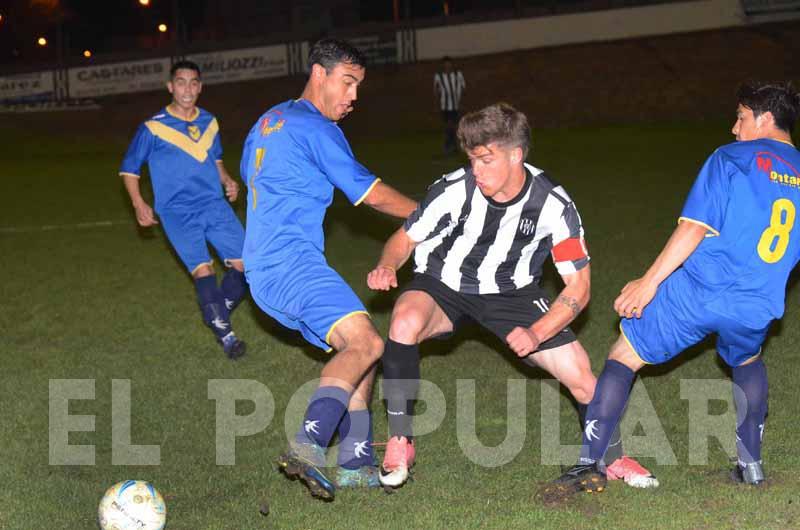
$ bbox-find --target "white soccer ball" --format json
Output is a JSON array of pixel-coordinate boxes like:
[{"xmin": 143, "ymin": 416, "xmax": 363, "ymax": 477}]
[{"xmin": 97, "ymin": 480, "xmax": 167, "ymax": 530}]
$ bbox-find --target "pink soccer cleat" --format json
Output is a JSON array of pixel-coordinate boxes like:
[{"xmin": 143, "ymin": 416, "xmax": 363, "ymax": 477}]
[
  {"xmin": 606, "ymin": 456, "xmax": 659, "ymax": 488},
  {"xmin": 379, "ymin": 436, "xmax": 416, "ymax": 488}
]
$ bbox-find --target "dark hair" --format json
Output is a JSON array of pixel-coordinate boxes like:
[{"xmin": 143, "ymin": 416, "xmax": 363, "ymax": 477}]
[
  {"xmin": 457, "ymin": 102, "xmax": 530, "ymax": 157},
  {"xmin": 308, "ymin": 38, "xmax": 366, "ymax": 72},
  {"xmin": 737, "ymin": 81, "xmax": 800, "ymax": 133},
  {"xmin": 170, "ymin": 60, "xmax": 201, "ymax": 79}
]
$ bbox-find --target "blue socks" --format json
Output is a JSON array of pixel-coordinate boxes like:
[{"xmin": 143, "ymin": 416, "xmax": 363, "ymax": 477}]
[
  {"xmin": 336, "ymin": 409, "xmax": 374, "ymax": 469},
  {"xmin": 732, "ymin": 358, "xmax": 768, "ymax": 465},
  {"xmin": 582, "ymin": 360, "xmax": 636, "ymax": 463},
  {"xmin": 295, "ymin": 386, "xmax": 350, "ymax": 449},
  {"xmin": 195, "ymin": 275, "xmax": 231, "ymax": 340},
  {"xmin": 220, "ymin": 268, "xmax": 247, "ymax": 317}
]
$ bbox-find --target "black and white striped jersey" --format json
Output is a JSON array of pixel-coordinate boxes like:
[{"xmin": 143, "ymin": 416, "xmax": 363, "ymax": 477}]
[
  {"xmin": 433, "ymin": 70, "xmax": 466, "ymax": 112},
  {"xmin": 403, "ymin": 163, "xmax": 589, "ymax": 295}
]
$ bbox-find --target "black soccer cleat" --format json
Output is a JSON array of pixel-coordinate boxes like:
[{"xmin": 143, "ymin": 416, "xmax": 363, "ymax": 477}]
[
  {"xmin": 220, "ymin": 333, "xmax": 246, "ymax": 360},
  {"xmin": 542, "ymin": 462, "xmax": 607, "ymax": 501},
  {"xmin": 730, "ymin": 462, "xmax": 765, "ymax": 486}
]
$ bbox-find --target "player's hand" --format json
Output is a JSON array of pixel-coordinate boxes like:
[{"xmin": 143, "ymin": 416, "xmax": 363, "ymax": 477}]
[
  {"xmin": 614, "ymin": 278, "xmax": 657, "ymax": 319},
  {"xmin": 506, "ymin": 326, "xmax": 541, "ymax": 357},
  {"xmin": 133, "ymin": 201, "xmax": 158, "ymax": 227},
  {"xmin": 223, "ymin": 179, "xmax": 239, "ymax": 202},
  {"xmin": 367, "ymin": 265, "xmax": 398, "ymax": 291}
]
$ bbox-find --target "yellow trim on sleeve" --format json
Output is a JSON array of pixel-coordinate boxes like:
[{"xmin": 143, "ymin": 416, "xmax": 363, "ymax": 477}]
[
  {"xmin": 354, "ymin": 178, "xmax": 381, "ymax": 206},
  {"xmin": 678, "ymin": 216, "xmax": 720, "ymax": 237},
  {"xmin": 119, "ymin": 172, "xmax": 141, "ymax": 179},
  {"xmin": 325, "ymin": 310, "xmax": 370, "ymax": 345},
  {"xmin": 619, "ymin": 322, "xmax": 652, "ymax": 365},
  {"xmin": 145, "ymin": 118, "xmax": 219, "ymax": 163}
]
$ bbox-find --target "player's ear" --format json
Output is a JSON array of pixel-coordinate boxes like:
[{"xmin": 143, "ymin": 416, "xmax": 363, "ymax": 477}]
[
  {"xmin": 166, "ymin": 81, "xmax": 174, "ymax": 94},
  {"xmin": 510, "ymin": 147, "xmax": 522, "ymax": 164},
  {"xmin": 757, "ymin": 111, "xmax": 774, "ymax": 130},
  {"xmin": 311, "ymin": 63, "xmax": 326, "ymax": 81}
]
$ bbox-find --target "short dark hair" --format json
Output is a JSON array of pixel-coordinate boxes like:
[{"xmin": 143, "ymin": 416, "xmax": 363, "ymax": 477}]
[
  {"xmin": 457, "ymin": 102, "xmax": 531, "ymax": 157},
  {"xmin": 737, "ymin": 81, "xmax": 800, "ymax": 133},
  {"xmin": 308, "ymin": 38, "xmax": 366, "ymax": 73},
  {"xmin": 170, "ymin": 60, "xmax": 201, "ymax": 79}
]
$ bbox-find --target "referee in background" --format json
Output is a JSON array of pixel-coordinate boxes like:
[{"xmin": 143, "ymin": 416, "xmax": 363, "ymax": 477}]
[{"xmin": 433, "ymin": 56, "xmax": 466, "ymax": 154}]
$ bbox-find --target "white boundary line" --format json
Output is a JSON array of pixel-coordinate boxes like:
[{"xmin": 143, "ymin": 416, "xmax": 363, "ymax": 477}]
[{"xmin": 0, "ymin": 219, "xmax": 131, "ymax": 234}]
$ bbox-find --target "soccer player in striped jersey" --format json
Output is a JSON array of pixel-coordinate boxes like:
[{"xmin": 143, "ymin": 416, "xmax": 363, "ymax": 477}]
[
  {"xmin": 368, "ymin": 102, "xmax": 657, "ymax": 489},
  {"xmin": 433, "ymin": 57, "xmax": 466, "ymax": 155},
  {"xmin": 120, "ymin": 61, "xmax": 247, "ymax": 360},
  {"xmin": 550, "ymin": 82, "xmax": 800, "ymax": 495}
]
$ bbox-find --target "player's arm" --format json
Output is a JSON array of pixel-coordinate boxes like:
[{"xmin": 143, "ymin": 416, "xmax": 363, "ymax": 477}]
[
  {"xmin": 361, "ymin": 181, "xmax": 418, "ymax": 219},
  {"xmin": 215, "ymin": 160, "xmax": 239, "ymax": 202},
  {"xmin": 120, "ymin": 124, "xmax": 157, "ymax": 226},
  {"xmin": 506, "ymin": 265, "xmax": 590, "ymax": 358},
  {"xmin": 614, "ymin": 219, "xmax": 707, "ymax": 319},
  {"xmin": 121, "ymin": 173, "xmax": 158, "ymax": 227},
  {"xmin": 367, "ymin": 227, "xmax": 418, "ymax": 291}
]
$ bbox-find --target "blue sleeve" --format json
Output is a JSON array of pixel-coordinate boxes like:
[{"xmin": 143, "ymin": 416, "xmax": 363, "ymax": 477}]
[
  {"xmin": 309, "ymin": 123, "xmax": 378, "ymax": 205},
  {"xmin": 679, "ymin": 149, "xmax": 731, "ymax": 234},
  {"xmin": 119, "ymin": 124, "xmax": 154, "ymax": 176},
  {"xmin": 211, "ymin": 127, "xmax": 223, "ymax": 161}
]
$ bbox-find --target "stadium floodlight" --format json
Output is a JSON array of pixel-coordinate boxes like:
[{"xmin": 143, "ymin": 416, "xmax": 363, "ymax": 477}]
[
  {"xmin": 83, "ymin": 50, "xmax": 91, "ymax": 58},
  {"xmin": 37, "ymin": 37, "xmax": 47, "ymax": 46},
  {"xmin": 158, "ymin": 23, "xmax": 167, "ymax": 33},
  {"xmin": 139, "ymin": 0, "xmax": 151, "ymax": 6}
]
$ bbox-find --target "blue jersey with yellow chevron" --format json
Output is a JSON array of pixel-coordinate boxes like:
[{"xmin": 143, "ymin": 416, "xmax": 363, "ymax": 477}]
[
  {"xmin": 679, "ymin": 138, "xmax": 800, "ymax": 327},
  {"xmin": 240, "ymin": 99, "xmax": 378, "ymax": 271},
  {"xmin": 120, "ymin": 106, "xmax": 223, "ymax": 212}
]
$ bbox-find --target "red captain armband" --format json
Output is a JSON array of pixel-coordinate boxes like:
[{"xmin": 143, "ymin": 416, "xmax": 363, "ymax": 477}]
[{"xmin": 551, "ymin": 238, "xmax": 588, "ymax": 263}]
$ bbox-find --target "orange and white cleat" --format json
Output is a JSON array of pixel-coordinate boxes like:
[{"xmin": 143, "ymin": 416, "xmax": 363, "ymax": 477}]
[
  {"xmin": 606, "ymin": 456, "xmax": 659, "ymax": 488},
  {"xmin": 379, "ymin": 436, "xmax": 416, "ymax": 488}
]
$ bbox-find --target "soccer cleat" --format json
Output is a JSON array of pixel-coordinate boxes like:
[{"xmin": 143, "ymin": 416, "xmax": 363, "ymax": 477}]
[
  {"xmin": 335, "ymin": 465, "xmax": 381, "ymax": 488},
  {"xmin": 379, "ymin": 436, "xmax": 416, "ymax": 488},
  {"xmin": 220, "ymin": 332, "xmax": 246, "ymax": 360},
  {"xmin": 606, "ymin": 456, "xmax": 660, "ymax": 488},
  {"xmin": 730, "ymin": 461, "xmax": 765, "ymax": 486},
  {"xmin": 276, "ymin": 441, "xmax": 335, "ymax": 500},
  {"xmin": 545, "ymin": 462, "xmax": 607, "ymax": 497}
]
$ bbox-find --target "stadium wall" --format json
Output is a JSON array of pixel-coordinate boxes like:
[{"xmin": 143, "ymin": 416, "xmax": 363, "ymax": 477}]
[
  {"xmin": 0, "ymin": 0, "xmax": 752, "ymax": 105},
  {"xmin": 415, "ymin": 0, "xmax": 744, "ymax": 60}
]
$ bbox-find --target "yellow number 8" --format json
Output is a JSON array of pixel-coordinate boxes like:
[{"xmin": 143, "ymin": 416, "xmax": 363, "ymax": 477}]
[{"xmin": 757, "ymin": 198, "xmax": 796, "ymax": 264}]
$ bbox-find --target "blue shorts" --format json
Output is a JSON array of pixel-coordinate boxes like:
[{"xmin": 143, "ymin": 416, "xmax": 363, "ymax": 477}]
[
  {"xmin": 246, "ymin": 251, "xmax": 367, "ymax": 351},
  {"xmin": 620, "ymin": 268, "xmax": 768, "ymax": 367},
  {"xmin": 159, "ymin": 200, "xmax": 245, "ymax": 274}
]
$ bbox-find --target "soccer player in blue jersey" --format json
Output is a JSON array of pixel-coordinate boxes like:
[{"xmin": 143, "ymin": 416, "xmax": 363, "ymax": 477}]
[
  {"xmin": 240, "ymin": 39, "xmax": 416, "ymax": 499},
  {"xmin": 550, "ymin": 82, "xmax": 800, "ymax": 495},
  {"xmin": 120, "ymin": 61, "xmax": 248, "ymax": 360}
]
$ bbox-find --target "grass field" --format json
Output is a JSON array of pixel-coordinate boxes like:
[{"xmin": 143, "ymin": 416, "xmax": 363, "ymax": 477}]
[{"xmin": 2, "ymin": 117, "xmax": 800, "ymax": 530}]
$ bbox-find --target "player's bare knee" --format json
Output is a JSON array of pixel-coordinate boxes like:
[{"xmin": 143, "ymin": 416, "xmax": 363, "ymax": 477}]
[{"xmin": 389, "ymin": 307, "xmax": 426, "ymax": 344}]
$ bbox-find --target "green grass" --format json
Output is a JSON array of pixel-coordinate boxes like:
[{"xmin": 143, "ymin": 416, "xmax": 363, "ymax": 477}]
[{"xmin": 2, "ymin": 119, "xmax": 800, "ymax": 529}]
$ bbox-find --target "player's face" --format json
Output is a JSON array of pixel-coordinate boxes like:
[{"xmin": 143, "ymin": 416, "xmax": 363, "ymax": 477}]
[
  {"xmin": 732, "ymin": 104, "xmax": 761, "ymax": 141},
  {"xmin": 318, "ymin": 62, "xmax": 365, "ymax": 122},
  {"xmin": 168, "ymin": 68, "xmax": 202, "ymax": 112},
  {"xmin": 467, "ymin": 143, "xmax": 524, "ymax": 201}
]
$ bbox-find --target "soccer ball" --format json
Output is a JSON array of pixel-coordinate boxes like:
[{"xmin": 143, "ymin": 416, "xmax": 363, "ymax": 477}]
[{"xmin": 97, "ymin": 480, "xmax": 167, "ymax": 530}]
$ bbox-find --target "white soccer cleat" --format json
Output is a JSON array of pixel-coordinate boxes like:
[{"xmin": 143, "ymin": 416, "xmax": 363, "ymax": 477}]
[{"xmin": 379, "ymin": 436, "xmax": 416, "ymax": 488}]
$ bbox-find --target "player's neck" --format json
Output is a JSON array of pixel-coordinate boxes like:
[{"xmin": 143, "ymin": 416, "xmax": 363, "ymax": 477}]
[
  {"xmin": 492, "ymin": 166, "xmax": 527, "ymax": 204},
  {"xmin": 768, "ymin": 131, "xmax": 794, "ymax": 146},
  {"xmin": 299, "ymin": 84, "xmax": 323, "ymax": 116},
  {"xmin": 167, "ymin": 102, "xmax": 198, "ymax": 121}
]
